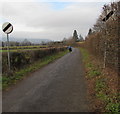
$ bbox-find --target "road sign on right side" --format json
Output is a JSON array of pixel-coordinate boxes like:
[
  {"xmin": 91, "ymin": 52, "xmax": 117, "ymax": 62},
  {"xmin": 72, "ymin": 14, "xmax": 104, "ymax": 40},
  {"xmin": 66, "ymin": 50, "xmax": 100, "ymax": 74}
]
[{"xmin": 102, "ymin": 11, "xmax": 114, "ymax": 22}]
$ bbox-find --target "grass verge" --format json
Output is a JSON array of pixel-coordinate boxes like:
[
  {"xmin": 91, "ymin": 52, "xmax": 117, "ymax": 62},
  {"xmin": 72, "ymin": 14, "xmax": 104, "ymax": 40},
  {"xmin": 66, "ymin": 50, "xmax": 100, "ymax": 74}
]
[
  {"xmin": 2, "ymin": 50, "xmax": 68, "ymax": 90},
  {"xmin": 79, "ymin": 47, "xmax": 120, "ymax": 112}
]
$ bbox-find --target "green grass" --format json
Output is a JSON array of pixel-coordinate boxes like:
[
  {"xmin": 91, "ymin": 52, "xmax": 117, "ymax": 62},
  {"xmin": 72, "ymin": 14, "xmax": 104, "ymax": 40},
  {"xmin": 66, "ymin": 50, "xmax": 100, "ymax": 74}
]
[
  {"xmin": 95, "ymin": 78, "xmax": 107, "ymax": 101},
  {"xmin": 79, "ymin": 47, "xmax": 120, "ymax": 112},
  {"xmin": 79, "ymin": 48, "xmax": 89, "ymax": 62},
  {"xmin": 95, "ymin": 77, "xmax": 120, "ymax": 112},
  {"xmin": 106, "ymin": 102, "xmax": 120, "ymax": 112},
  {"xmin": 96, "ymin": 78, "xmax": 106, "ymax": 92},
  {"xmin": 86, "ymin": 63, "xmax": 93, "ymax": 68},
  {"xmin": 88, "ymin": 69, "xmax": 101, "ymax": 78},
  {"xmin": 79, "ymin": 48, "xmax": 101, "ymax": 78},
  {"xmin": 2, "ymin": 50, "xmax": 68, "ymax": 90}
]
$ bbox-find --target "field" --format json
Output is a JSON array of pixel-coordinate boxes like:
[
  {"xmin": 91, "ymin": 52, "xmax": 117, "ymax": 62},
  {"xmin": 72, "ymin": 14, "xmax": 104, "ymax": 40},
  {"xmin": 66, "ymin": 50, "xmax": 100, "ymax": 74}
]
[{"xmin": 0, "ymin": 45, "xmax": 49, "ymax": 52}]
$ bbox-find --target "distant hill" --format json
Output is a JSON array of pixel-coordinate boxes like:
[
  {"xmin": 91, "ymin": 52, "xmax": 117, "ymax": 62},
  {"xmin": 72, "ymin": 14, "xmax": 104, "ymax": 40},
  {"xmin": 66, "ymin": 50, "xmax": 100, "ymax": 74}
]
[{"xmin": 1, "ymin": 37, "xmax": 51, "ymax": 44}]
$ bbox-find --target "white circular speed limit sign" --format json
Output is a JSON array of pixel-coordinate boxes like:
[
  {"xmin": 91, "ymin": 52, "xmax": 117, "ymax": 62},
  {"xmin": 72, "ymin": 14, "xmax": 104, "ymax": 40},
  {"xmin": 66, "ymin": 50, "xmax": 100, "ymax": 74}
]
[{"xmin": 2, "ymin": 22, "xmax": 13, "ymax": 34}]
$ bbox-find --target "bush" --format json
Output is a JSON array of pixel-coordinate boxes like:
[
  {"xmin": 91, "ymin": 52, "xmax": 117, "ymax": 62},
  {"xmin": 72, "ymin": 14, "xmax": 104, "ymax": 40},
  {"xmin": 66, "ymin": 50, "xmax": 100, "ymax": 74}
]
[{"xmin": 2, "ymin": 47, "xmax": 66, "ymax": 75}]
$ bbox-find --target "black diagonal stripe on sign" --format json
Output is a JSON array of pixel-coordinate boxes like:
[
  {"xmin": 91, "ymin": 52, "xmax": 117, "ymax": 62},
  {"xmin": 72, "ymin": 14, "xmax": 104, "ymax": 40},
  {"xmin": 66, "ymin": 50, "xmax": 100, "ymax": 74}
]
[
  {"xmin": 3, "ymin": 23, "xmax": 12, "ymax": 32},
  {"xmin": 102, "ymin": 11, "xmax": 114, "ymax": 22}
]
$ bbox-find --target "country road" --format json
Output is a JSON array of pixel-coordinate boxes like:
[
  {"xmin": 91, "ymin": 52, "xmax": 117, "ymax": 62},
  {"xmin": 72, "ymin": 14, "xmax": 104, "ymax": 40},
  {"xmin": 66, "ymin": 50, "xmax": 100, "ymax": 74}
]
[{"xmin": 3, "ymin": 48, "xmax": 89, "ymax": 112}]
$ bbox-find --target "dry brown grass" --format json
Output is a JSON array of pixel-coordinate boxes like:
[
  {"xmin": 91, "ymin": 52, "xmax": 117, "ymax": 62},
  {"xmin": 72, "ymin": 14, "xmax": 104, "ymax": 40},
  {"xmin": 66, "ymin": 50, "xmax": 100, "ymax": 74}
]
[{"xmin": 82, "ymin": 49, "xmax": 119, "ymax": 112}]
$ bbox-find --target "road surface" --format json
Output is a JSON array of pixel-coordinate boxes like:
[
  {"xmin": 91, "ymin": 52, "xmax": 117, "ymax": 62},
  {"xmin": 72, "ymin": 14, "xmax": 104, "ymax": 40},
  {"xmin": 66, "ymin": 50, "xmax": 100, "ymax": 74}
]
[{"xmin": 3, "ymin": 48, "xmax": 89, "ymax": 112}]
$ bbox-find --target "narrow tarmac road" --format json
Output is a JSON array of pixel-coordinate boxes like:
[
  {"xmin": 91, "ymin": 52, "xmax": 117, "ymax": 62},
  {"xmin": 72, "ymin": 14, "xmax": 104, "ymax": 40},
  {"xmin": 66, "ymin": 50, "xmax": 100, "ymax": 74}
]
[{"xmin": 3, "ymin": 48, "xmax": 89, "ymax": 112}]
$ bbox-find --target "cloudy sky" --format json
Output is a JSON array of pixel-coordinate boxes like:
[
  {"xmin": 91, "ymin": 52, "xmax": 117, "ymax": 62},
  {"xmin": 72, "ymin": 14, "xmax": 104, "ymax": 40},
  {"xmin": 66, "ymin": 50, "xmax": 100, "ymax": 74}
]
[{"xmin": 1, "ymin": 0, "xmax": 113, "ymax": 41}]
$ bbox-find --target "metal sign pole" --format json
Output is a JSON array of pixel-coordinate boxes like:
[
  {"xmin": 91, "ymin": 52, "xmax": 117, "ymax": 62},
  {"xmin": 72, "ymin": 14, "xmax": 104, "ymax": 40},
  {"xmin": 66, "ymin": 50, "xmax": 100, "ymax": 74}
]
[
  {"xmin": 102, "ymin": 6, "xmax": 114, "ymax": 68},
  {"xmin": 103, "ymin": 7, "xmax": 107, "ymax": 68},
  {"xmin": 117, "ymin": 1, "xmax": 120, "ymax": 81},
  {"xmin": 2, "ymin": 22, "xmax": 13, "ymax": 72},
  {"xmin": 7, "ymin": 34, "xmax": 11, "ymax": 71}
]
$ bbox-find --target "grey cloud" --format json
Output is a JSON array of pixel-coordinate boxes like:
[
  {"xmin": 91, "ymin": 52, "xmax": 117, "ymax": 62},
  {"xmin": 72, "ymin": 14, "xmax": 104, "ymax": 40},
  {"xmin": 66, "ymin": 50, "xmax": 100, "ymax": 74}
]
[{"xmin": 2, "ymin": 1, "xmax": 106, "ymax": 40}]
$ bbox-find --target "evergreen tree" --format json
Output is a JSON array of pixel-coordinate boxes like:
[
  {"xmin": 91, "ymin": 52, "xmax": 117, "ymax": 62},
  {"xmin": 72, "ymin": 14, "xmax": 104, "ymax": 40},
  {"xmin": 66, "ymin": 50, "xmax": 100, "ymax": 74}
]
[
  {"xmin": 2, "ymin": 41, "xmax": 4, "ymax": 47},
  {"xmin": 88, "ymin": 28, "xmax": 92, "ymax": 35},
  {"xmin": 73, "ymin": 30, "xmax": 79, "ymax": 42},
  {"xmin": 79, "ymin": 34, "xmax": 84, "ymax": 42}
]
